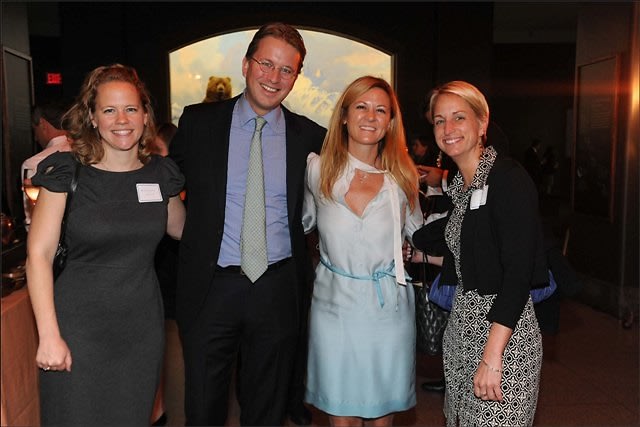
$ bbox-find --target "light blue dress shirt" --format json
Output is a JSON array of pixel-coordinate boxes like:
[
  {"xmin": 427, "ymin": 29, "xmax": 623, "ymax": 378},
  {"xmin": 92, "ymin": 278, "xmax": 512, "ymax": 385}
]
[{"xmin": 217, "ymin": 94, "xmax": 291, "ymax": 267}]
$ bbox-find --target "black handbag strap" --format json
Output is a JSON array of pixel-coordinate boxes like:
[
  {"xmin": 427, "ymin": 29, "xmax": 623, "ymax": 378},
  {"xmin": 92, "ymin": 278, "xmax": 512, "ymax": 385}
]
[{"xmin": 58, "ymin": 161, "xmax": 80, "ymax": 245}]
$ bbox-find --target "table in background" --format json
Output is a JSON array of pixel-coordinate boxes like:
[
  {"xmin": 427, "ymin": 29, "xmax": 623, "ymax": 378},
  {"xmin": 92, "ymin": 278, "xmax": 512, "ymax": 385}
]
[{"xmin": 1, "ymin": 287, "xmax": 40, "ymax": 427}]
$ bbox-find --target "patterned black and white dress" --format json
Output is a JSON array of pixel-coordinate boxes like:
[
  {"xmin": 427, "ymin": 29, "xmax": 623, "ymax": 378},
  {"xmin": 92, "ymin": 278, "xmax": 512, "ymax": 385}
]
[{"xmin": 442, "ymin": 146, "xmax": 542, "ymax": 427}]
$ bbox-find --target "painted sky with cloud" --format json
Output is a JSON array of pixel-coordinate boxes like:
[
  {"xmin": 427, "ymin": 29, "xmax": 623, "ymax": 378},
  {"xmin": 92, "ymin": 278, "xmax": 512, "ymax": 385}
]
[{"xmin": 169, "ymin": 29, "xmax": 391, "ymax": 127}]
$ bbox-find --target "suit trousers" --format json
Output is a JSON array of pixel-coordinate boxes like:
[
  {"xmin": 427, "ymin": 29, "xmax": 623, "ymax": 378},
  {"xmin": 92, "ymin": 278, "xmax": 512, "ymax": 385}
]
[
  {"xmin": 287, "ymin": 275, "xmax": 312, "ymax": 411},
  {"xmin": 182, "ymin": 260, "xmax": 299, "ymax": 426}
]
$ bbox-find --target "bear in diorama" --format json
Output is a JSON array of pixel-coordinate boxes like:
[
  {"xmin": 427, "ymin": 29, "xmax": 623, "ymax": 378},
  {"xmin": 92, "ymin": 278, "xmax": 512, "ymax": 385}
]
[{"xmin": 202, "ymin": 76, "xmax": 232, "ymax": 103}]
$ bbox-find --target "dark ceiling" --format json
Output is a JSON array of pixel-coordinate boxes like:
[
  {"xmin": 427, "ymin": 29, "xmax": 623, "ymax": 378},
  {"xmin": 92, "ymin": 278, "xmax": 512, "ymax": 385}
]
[
  {"xmin": 493, "ymin": 2, "xmax": 579, "ymax": 43},
  {"xmin": 28, "ymin": 2, "xmax": 581, "ymax": 44}
]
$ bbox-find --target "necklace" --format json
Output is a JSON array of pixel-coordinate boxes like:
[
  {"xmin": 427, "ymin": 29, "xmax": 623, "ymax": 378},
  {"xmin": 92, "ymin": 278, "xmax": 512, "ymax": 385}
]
[{"xmin": 356, "ymin": 169, "xmax": 369, "ymax": 184}]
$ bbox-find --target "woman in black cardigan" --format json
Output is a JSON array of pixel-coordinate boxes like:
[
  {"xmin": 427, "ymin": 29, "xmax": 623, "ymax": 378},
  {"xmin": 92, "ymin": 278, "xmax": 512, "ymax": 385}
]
[{"xmin": 422, "ymin": 81, "xmax": 547, "ymax": 427}]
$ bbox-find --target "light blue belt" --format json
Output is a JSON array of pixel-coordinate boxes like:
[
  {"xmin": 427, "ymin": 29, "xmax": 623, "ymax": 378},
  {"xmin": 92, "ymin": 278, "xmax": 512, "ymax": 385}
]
[{"xmin": 319, "ymin": 257, "xmax": 408, "ymax": 309}]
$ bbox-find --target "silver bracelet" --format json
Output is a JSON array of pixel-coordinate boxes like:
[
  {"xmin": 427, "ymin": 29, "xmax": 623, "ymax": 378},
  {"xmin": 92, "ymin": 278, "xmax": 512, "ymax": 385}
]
[{"xmin": 481, "ymin": 358, "xmax": 502, "ymax": 374}]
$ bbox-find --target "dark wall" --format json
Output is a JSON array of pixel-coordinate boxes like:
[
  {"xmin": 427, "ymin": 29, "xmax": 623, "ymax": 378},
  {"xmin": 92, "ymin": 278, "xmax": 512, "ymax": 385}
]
[
  {"xmin": 30, "ymin": 35, "xmax": 65, "ymax": 104},
  {"xmin": 569, "ymin": 2, "xmax": 638, "ymax": 316},
  {"xmin": 491, "ymin": 43, "xmax": 576, "ymax": 198},
  {"xmin": 433, "ymin": 3, "xmax": 493, "ymax": 89},
  {"xmin": 571, "ymin": 2, "xmax": 631, "ymax": 278},
  {"xmin": 58, "ymin": 3, "xmax": 128, "ymax": 99},
  {"xmin": 49, "ymin": 2, "xmax": 497, "ymax": 137},
  {"xmin": 2, "ymin": 2, "xmax": 32, "ymax": 219},
  {"xmin": 41, "ymin": 2, "xmax": 577, "ymax": 147},
  {"xmin": 50, "ymin": 3, "xmax": 435, "ymax": 133}
]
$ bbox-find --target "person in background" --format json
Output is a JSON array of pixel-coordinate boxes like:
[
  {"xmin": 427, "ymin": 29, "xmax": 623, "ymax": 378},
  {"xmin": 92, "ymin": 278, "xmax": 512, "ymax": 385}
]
[
  {"xmin": 404, "ymin": 134, "xmax": 436, "ymax": 286},
  {"xmin": 169, "ymin": 22, "xmax": 325, "ymax": 426},
  {"xmin": 410, "ymin": 143, "xmax": 451, "ymax": 395},
  {"xmin": 523, "ymin": 138, "xmax": 544, "ymax": 197},
  {"xmin": 21, "ymin": 101, "xmax": 72, "ymax": 229},
  {"xmin": 408, "ymin": 133, "xmax": 443, "ymax": 212},
  {"xmin": 303, "ymin": 75, "xmax": 423, "ymax": 427},
  {"xmin": 151, "ymin": 121, "xmax": 181, "ymax": 319},
  {"xmin": 426, "ymin": 80, "xmax": 546, "ymax": 426},
  {"xmin": 411, "ymin": 98, "xmax": 456, "ymax": 397},
  {"xmin": 154, "ymin": 122, "xmax": 178, "ymax": 157},
  {"xmin": 408, "ymin": 134, "xmax": 438, "ymax": 166},
  {"xmin": 541, "ymin": 145, "xmax": 559, "ymax": 197},
  {"xmin": 26, "ymin": 64, "xmax": 186, "ymax": 426},
  {"xmin": 149, "ymin": 120, "xmax": 180, "ymax": 427}
]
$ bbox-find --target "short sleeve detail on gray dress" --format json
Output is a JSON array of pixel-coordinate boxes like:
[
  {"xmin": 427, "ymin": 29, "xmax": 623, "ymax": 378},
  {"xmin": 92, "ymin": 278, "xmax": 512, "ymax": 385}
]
[{"xmin": 32, "ymin": 151, "xmax": 78, "ymax": 193}]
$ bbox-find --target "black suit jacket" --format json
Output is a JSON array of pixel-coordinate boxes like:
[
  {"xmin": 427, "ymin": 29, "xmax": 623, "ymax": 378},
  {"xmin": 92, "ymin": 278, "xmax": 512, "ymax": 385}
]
[{"xmin": 170, "ymin": 95, "xmax": 326, "ymax": 333}]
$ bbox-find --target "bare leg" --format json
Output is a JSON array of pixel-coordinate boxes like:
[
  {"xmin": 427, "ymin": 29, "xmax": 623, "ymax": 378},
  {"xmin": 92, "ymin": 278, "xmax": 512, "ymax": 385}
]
[
  {"xmin": 364, "ymin": 414, "xmax": 394, "ymax": 427},
  {"xmin": 329, "ymin": 415, "xmax": 364, "ymax": 427}
]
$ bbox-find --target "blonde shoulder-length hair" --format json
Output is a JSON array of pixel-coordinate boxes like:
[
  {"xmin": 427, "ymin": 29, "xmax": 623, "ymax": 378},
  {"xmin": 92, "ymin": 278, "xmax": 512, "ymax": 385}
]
[
  {"xmin": 319, "ymin": 75, "xmax": 419, "ymax": 210},
  {"xmin": 62, "ymin": 63, "xmax": 156, "ymax": 165}
]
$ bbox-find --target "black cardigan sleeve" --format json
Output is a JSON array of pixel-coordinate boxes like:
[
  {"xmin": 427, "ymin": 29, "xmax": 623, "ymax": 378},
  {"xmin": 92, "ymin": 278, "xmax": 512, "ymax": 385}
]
[{"xmin": 483, "ymin": 160, "xmax": 542, "ymax": 328}]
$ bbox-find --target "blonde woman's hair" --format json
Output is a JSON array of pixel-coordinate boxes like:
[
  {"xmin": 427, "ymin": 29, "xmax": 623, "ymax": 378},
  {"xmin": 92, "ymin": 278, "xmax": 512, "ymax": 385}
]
[
  {"xmin": 62, "ymin": 63, "xmax": 156, "ymax": 165},
  {"xmin": 319, "ymin": 75, "xmax": 419, "ymax": 210},
  {"xmin": 428, "ymin": 80, "xmax": 490, "ymax": 145}
]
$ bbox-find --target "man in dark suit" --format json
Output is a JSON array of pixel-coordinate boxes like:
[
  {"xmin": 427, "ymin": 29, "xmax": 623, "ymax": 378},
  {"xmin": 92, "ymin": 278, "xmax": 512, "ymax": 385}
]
[{"xmin": 170, "ymin": 22, "xmax": 325, "ymax": 426}]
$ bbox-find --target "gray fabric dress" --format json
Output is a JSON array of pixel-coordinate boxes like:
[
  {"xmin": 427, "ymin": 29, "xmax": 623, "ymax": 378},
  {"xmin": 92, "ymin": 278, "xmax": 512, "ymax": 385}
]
[{"xmin": 32, "ymin": 152, "xmax": 184, "ymax": 426}]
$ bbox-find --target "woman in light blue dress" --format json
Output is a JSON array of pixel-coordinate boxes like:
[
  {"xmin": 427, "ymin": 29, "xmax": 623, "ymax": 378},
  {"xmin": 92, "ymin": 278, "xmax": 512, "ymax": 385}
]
[{"xmin": 303, "ymin": 76, "xmax": 423, "ymax": 426}]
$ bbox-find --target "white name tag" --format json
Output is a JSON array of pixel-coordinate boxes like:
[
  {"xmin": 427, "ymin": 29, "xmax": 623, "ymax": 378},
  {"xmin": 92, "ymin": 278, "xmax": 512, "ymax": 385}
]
[
  {"xmin": 470, "ymin": 185, "xmax": 489, "ymax": 210},
  {"xmin": 136, "ymin": 183, "xmax": 163, "ymax": 203}
]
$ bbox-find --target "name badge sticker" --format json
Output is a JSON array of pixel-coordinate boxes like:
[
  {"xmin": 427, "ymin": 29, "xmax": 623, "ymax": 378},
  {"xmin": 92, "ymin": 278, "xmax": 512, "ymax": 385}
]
[
  {"xmin": 480, "ymin": 185, "xmax": 489, "ymax": 205},
  {"xmin": 136, "ymin": 183, "xmax": 163, "ymax": 203},
  {"xmin": 469, "ymin": 185, "xmax": 489, "ymax": 210}
]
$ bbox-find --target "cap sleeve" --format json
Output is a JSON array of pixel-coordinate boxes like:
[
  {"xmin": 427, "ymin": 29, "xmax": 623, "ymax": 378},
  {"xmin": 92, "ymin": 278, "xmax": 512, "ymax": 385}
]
[
  {"xmin": 156, "ymin": 155, "xmax": 185, "ymax": 197},
  {"xmin": 31, "ymin": 151, "xmax": 78, "ymax": 193}
]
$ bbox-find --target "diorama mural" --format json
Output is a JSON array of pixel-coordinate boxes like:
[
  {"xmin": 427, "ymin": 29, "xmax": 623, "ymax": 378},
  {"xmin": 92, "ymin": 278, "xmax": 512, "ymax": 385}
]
[{"xmin": 169, "ymin": 29, "xmax": 392, "ymax": 128}]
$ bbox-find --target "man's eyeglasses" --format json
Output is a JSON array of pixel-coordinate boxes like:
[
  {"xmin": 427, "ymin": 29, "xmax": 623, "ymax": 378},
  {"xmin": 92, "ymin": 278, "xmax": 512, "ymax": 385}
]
[{"xmin": 250, "ymin": 57, "xmax": 296, "ymax": 80}]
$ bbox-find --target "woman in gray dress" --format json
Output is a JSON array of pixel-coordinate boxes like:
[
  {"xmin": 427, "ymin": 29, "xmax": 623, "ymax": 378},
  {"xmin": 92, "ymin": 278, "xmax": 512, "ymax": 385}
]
[
  {"xmin": 427, "ymin": 81, "xmax": 547, "ymax": 427},
  {"xmin": 26, "ymin": 64, "xmax": 185, "ymax": 426}
]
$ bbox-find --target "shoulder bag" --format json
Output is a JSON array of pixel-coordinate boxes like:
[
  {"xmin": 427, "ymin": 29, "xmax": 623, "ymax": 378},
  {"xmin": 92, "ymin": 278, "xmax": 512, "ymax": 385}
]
[
  {"xmin": 414, "ymin": 261, "xmax": 449, "ymax": 356},
  {"xmin": 52, "ymin": 161, "xmax": 80, "ymax": 280}
]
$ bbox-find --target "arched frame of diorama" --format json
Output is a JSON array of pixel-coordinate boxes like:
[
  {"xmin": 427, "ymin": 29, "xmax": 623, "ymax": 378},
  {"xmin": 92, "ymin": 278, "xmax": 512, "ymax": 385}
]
[{"xmin": 168, "ymin": 27, "xmax": 394, "ymax": 129}]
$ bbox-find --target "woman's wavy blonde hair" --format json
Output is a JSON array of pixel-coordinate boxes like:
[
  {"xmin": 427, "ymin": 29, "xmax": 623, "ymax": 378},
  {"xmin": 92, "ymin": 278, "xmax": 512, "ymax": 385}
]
[
  {"xmin": 319, "ymin": 75, "xmax": 419, "ymax": 210},
  {"xmin": 62, "ymin": 64, "xmax": 156, "ymax": 165}
]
